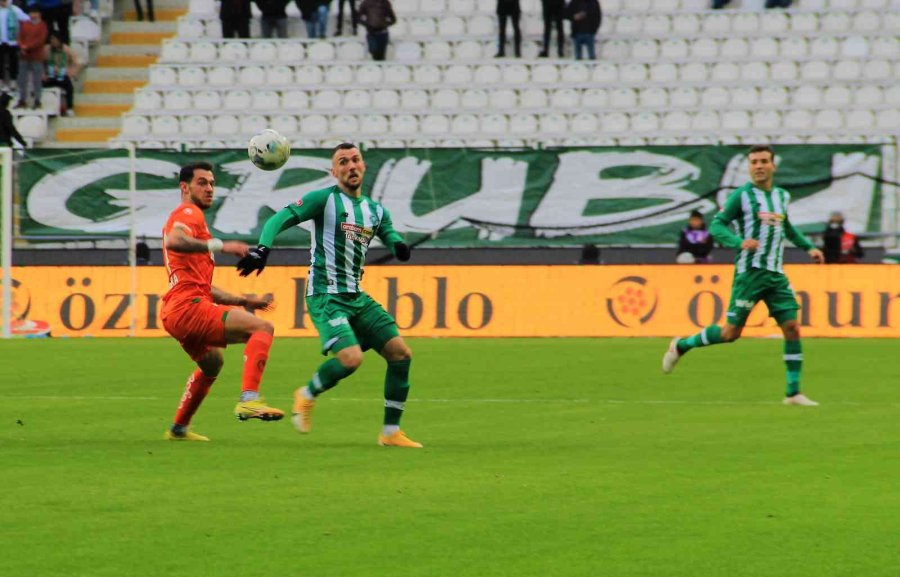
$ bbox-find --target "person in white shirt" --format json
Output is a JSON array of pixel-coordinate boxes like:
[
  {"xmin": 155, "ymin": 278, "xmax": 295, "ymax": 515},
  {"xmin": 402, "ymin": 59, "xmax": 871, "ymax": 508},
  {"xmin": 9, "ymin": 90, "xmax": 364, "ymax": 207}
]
[{"xmin": 0, "ymin": 0, "xmax": 29, "ymax": 87}]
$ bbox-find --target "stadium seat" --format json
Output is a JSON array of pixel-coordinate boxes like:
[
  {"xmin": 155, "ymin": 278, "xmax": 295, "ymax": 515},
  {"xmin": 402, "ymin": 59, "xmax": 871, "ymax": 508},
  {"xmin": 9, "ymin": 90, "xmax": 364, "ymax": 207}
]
[
  {"xmin": 278, "ymin": 41, "xmax": 305, "ymax": 63},
  {"xmin": 770, "ymin": 61, "xmax": 798, "ymax": 81},
  {"xmin": 467, "ymin": 15, "xmax": 493, "ymax": 36},
  {"xmin": 616, "ymin": 15, "xmax": 643, "ymax": 35},
  {"xmin": 488, "ymin": 89, "xmax": 515, "ymax": 110},
  {"xmin": 295, "ymin": 64, "xmax": 323, "ymax": 84},
  {"xmin": 532, "ymin": 64, "xmax": 560, "ymax": 84},
  {"xmin": 701, "ymin": 86, "xmax": 729, "ymax": 108},
  {"xmin": 815, "ymin": 110, "xmax": 844, "ymax": 130},
  {"xmin": 272, "ymin": 114, "xmax": 298, "ymax": 136},
  {"xmin": 750, "ymin": 37, "xmax": 779, "ymax": 59},
  {"xmin": 752, "ymin": 110, "xmax": 782, "ymax": 131},
  {"xmin": 722, "ymin": 111, "xmax": 751, "ymax": 131},
  {"xmin": 224, "ymin": 90, "xmax": 252, "ymax": 110},
  {"xmin": 391, "ymin": 115, "xmax": 419, "ymax": 135},
  {"xmin": 821, "ymin": 12, "xmax": 851, "ymax": 33},
  {"xmin": 383, "ymin": 65, "xmax": 411, "ymax": 85},
  {"xmin": 481, "ymin": 114, "xmax": 508, "ymax": 135},
  {"xmin": 461, "ymin": 89, "xmax": 488, "ymax": 109},
  {"xmin": 631, "ymin": 40, "xmax": 658, "ymax": 61},
  {"xmin": 601, "ymin": 40, "xmax": 629, "ymax": 61},
  {"xmin": 671, "ymin": 14, "xmax": 700, "ymax": 35},
  {"xmin": 659, "ymin": 39, "xmax": 688, "ymax": 60},
  {"xmin": 823, "ymin": 85, "xmax": 852, "ymax": 107},
  {"xmin": 503, "ymin": 64, "xmax": 529, "ymax": 84},
  {"xmin": 253, "ymin": 90, "xmax": 280, "ymax": 110},
  {"xmin": 741, "ymin": 62, "xmax": 769, "ymax": 82},
  {"xmin": 451, "ymin": 114, "xmax": 479, "ymax": 135},
  {"xmin": 326, "ymin": 64, "xmax": 354, "ymax": 85},
  {"xmin": 178, "ymin": 67, "xmax": 205, "ymax": 87},
  {"xmin": 840, "ymin": 37, "xmax": 869, "ymax": 58},
  {"xmin": 372, "ymin": 89, "xmax": 400, "ymax": 109},
  {"xmin": 810, "ymin": 37, "xmax": 838, "ymax": 58},
  {"xmin": 312, "ymin": 90, "xmax": 341, "ymax": 111},
  {"xmin": 592, "ymin": 62, "xmax": 618, "ymax": 83},
  {"xmin": 609, "ymin": 88, "xmax": 637, "ymax": 108},
  {"xmin": 791, "ymin": 13, "xmax": 819, "ymax": 33},
  {"xmin": 551, "ymin": 89, "xmax": 580, "ymax": 108},
  {"xmin": 152, "ymin": 116, "xmax": 180, "ymax": 137},
  {"xmin": 122, "ymin": 115, "xmax": 150, "ymax": 137},
  {"xmin": 402, "ymin": 89, "xmax": 430, "ymax": 110},
  {"xmin": 281, "ymin": 90, "xmax": 310, "ymax": 110},
  {"xmin": 620, "ymin": 63, "xmax": 647, "ymax": 83},
  {"xmin": 863, "ymin": 60, "xmax": 891, "ymax": 80},
  {"xmin": 394, "ymin": 41, "xmax": 421, "ymax": 62},
  {"xmin": 845, "ymin": 109, "xmax": 875, "ymax": 129},
  {"xmin": 190, "ymin": 41, "xmax": 217, "ymax": 62},
  {"xmin": 425, "ymin": 41, "xmax": 452, "ymax": 61},
  {"xmin": 161, "ymin": 40, "xmax": 189, "ymax": 61},
  {"xmin": 164, "ymin": 90, "xmax": 191, "ymax": 110},
  {"xmin": 631, "ymin": 112, "xmax": 660, "ymax": 133},
  {"xmin": 219, "ymin": 42, "xmax": 247, "ymax": 62},
  {"xmin": 702, "ymin": 13, "xmax": 730, "ymax": 36},
  {"xmin": 679, "ymin": 62, "xmax": 708, "ymax": 82},
  {"xmin": 643, "ymin": 15, "xmax": 670, "ymax": 36},
  {"xmin": 300, "ymin": 115, "xmax": 328, "ymax": 135},
  {"xmin": 267, "ymin": 65, "xmax": 293, "ymax": 85},
  {"xmin": 344, "ymin": 89, "xmax": 372, "ymax": 110},
  {"xmin": 780, "ymin": 37, "xmax": 808, "ymax": 59},
  {"xmin": 333, "ymin": 115, "xmax": 360, "ymax": 135},
  {"xmin": 560, "ymin": 64, "xmax": 590, "ymax": 83},
  {"xmin": 134, "ymin": 90, "xmax": 161, "ymax": 110},
  {"xmin": 662, "ymin": 111, "xmax": 691, "ymax": 131},
  {"xmin": 691, "ymin": 111, "xmax": 719, "ymax": 132},
  {"xmin": 421, "ymin": 114, "xmax": 450, "ymax": 135},
  {"xmin": 649, "ymin": 62, "xmax": 678, "ymax": 83},
  {"xmin": 540, "ymin": 113, "xmax": 568, "ymax": 133},
  {"xmin": 784, "ymin": 110, "xmax": 813, "ymax": 130},
  {"xmin": 182, "ymin": 115, "xmax": 209, "ymax": 136},
  {"xmin": 691, "ymin": 38, "xmax": 718, "ymax": 59},
  {"xmin": 877, "ymin": 109, "xmax": 900, "ymax": 130},
  {"xmin": 338, "ymin": 42, "xmax": 366, "ymax": 61},
  {"xmin": 239, "ymin": 66, "xmax": 266, "ymax": 86},
  {"xmin": 759, "ymin": 86, "xmax": 789, "ymax": 107},
  {"xmin": 670, "ymin": 87, "xmax": 699, "ymax": 108},
  {"xmin": 639, "ymin": 87, "xmax": 667, "ymax": 108},
  {"xmin": 206, "ymin": 66, "xmax": 234, "ymax": 86},
  {"xmin": 307, "ymin": 42, "xmax": 335, "ymax": 62},
  {"xmin": 250, "ymin": 41, "xmax": 278, "ymax": 62},
  {"xmin": 871, "ymin": 37, "xmax": 898, "ymax": 58},
  {"xmin": 520, "ymin": 88, "xmax": 548, "ymax": 108},
  {"xmin": 794, "ymin": 86, "xmax": 823, "ymax": 108},
  {"xmin": 414, "ymin": 64, "xmax": 442, "ymax": 85},
  {"xmin": 833, "ymin": 60, "xmax": 861, "ymax": 81},
  {"xmin": 509, "ymin": 114, "xmax": 538, "ymax": 135},
  {"xmin": 439, "ymin": 16, "xmax": 465, "ymax": 36},
  {"xmin": 599, "ymin": 112, "xmax": 627, "ymax": 133},
  {"xmin": 711, "ymin": 62, "xmax": 740, "ymax": 82},
  {"xmin": 721, "ymin": 38, "xmax": 749, "ymax": 59},
  {"xmin": 356, "ymin": 64, "xmax": 383, "ymax": 85},
  {"xmin": 732, "ymin": 13, "xmax": 758, "ymax": 35}
]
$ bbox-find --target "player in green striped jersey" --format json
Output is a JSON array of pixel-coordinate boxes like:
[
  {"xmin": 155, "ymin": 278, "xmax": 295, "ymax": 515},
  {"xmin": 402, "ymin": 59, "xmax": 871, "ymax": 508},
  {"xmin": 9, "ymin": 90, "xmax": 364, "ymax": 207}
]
[
  {"xmin": 662, "ymin": 145, "xmax": 825, "ymax": 406},
  {"xmin": 237, "ymin": 143, "xmax": 422, "ymax": 447}
]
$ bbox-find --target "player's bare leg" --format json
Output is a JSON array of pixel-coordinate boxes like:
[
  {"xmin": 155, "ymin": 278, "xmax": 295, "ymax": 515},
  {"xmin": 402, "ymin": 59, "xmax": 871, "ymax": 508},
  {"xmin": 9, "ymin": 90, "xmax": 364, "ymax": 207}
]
[
  {"xmin": 780, "ymin": 319, "xmax": 818, "ymax": 406},
  {"xmin": 166, "ymin": 348, "xmax": 222, "ymax": 441},
  {"xmin": 377, "ymin": 336, "xmax": 422, "ymax": 448},
  {"xmin": 292, "ymin": 344, "xmax": 362, "ymax": 433},
  {"xmin": 225, "ymin": 308, "xmax": 284, "ymax": 421}
]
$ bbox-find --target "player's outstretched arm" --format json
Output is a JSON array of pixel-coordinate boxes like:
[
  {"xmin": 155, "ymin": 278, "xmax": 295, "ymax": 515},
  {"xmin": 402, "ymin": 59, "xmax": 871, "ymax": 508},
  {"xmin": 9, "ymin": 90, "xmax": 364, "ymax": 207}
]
[
  {"xmin": 211, "ymin": 286, "xmax": 274, "ymax": 310},
  {"xmin": 166, "ymin": 225, "xmax": 247, "ymax": 255},
  {"xmin": 708, "ymin": 191, "xmax": 744, "ymax": 250},
  {"xmin": 376, "ymin": 207, "xmax": 411, "ymax": 261}
]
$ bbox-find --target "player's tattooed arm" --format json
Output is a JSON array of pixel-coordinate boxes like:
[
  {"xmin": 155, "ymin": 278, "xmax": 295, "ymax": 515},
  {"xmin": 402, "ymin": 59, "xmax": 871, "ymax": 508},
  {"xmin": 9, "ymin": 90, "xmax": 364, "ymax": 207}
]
[{"xmin": 166, "ymin": 224, "xmax": 248, "ymax": 256}]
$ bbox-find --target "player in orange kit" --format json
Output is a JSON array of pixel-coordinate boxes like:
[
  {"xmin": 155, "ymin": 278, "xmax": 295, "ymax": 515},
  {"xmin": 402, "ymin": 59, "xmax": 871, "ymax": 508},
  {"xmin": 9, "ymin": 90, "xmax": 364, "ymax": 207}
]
[{"xmin": 161, "ymin": 161, "xmax": 284, "ymax": 441}]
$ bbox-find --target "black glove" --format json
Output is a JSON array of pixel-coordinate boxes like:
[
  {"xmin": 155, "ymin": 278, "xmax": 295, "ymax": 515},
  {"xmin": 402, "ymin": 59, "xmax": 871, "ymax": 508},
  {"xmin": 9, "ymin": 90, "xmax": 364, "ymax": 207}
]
[
  {"xmin": 394, "ymin": 242, "xmax": 411, "ymax": 262},
  {"xmin": 236, "ymin": 245, "xmax": 270, "ymax": 277}
]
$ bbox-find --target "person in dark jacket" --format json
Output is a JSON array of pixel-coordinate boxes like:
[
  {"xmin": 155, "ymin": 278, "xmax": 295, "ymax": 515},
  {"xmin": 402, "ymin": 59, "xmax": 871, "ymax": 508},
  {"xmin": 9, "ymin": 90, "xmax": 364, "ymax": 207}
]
[
  {"xmin": 676, "ymin": 210, "xmax": 714, "ymax": 264},
  {"xmin": 495, "ymin": 0, "xmax": 521, "ymax": 58},
  {"xmin": 255, "ymin": 0, "xmax": 290, "ymax": 38},
  {"xmin": 357, "ymin": 0, "xmax": 395, "ymax": 61},
  {"xmin": 0, "ymin": 92, "xmax": 26, "ymax": 147},
  {"xmin": 335, "ymin": 0, "xmax": 356, "ymax": 35},
  {"xmin": 822, "ymin": 211, "xmax": 864, "ymax": 264},
  {"xmin": 220, "ymin": 0, "xmax": 251, "ymax": 38},
  {"xmin": 565, "ymin": 0, "xmax": 601, "ymax": 60},
  {"xmin": 539, "ymin": 0, "xmax": 564, "ymax": 57}
]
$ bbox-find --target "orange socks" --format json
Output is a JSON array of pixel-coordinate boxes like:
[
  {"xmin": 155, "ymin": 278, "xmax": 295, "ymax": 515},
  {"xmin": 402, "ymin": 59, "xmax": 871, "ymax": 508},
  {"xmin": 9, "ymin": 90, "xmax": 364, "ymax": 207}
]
[
  {"xmin": 173, "ymin": 369, "xmax": 216, "ymax": 426},
  {"xmin": 242, "ymin": 331, "xmax": 273, "ymax": 394}
]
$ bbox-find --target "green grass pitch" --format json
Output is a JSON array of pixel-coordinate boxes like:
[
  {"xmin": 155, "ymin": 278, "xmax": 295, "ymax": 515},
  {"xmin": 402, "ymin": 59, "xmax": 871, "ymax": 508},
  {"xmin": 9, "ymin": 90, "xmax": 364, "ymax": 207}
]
[{"xmin": 1, "ymin": 337, "xmax": 898, "ymax": 577}]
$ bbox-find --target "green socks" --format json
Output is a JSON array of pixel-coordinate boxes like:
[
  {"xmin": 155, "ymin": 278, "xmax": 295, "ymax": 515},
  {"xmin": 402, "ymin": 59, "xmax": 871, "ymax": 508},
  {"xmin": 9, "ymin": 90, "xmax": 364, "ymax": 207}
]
[
  {"xmin": 677, "ymin": 325, "xmax": 723, "ymax": 353},
  {"xmin": 384, "ymin": 359, "xmax": 411, "ymax": 426},
  {"xmin": 784, "ymin": 340, "xmax": 802, "ymax": 397},
  {"xmin": 307, "ymin": 358, "xmax": 357, "ymax": 397}
]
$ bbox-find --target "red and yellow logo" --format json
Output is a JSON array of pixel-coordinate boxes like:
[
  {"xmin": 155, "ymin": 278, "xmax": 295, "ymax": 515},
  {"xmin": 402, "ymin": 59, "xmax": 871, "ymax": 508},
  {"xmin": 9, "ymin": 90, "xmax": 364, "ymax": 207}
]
[{"xmin": 606, "ymin": 276, "xmax": 658, "ymax": 328}]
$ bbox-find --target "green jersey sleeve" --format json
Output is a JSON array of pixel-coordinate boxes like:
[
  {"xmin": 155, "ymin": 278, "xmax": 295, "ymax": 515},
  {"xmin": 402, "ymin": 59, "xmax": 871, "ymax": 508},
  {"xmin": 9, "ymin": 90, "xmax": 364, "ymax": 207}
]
[
  {"xmin": 784, "ymin": 216, "xmax": 815, "ymax": 251},
  {"xmin": 376, "ymin": 206, "xmax": 405, "ymax": 255},
  {"xmin": 258, "ymin": 188, "xmax": 330, "ymax": 248},
  {"xmin": 709, "ymin": 190, "xmax": 745, "ymax": 250}
]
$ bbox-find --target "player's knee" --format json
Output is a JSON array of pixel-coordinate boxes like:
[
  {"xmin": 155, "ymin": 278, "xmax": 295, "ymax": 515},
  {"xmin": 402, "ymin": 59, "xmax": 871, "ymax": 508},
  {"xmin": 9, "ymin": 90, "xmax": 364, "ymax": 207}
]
[
  {"xmin": 199, "ymin": 355, "xmax": 223, "ymax": 378},
  {"xmin": 721, "ymin": 328, "xmax": 741, "ymax": 343},
  {"xmin": 256, "ymin": 319, "xmax": 274, "ymax": 335},
  {"xmin": 339, "ymin": 348, "xmax": 364, "ymax": 371},
  {"xmin": 391, "ymin": 345, "xmax": 411, "ymax": 362}
]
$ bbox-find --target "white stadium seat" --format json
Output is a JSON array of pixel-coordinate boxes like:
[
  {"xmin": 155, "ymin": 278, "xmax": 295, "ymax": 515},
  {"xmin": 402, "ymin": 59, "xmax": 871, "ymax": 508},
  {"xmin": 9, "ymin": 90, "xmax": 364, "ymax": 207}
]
[
  {"xmin": 178, "ymin": 67, "xmax": 205, "ymax": 87},
  {"xmin": 312, "ymin": 90, "xmax": 341, "ymax": 111},
  {"xmin": 509, "ymin": 114, "xmax": 538, "ymax": 135},
  {"xmin": 219, "ymin": 42, "xmax": 247, "ymax": 62},
  {"xmin": 295, "ymin": 64, "xmax": 323, "ymax": 84},
  {"xmin": 162, "ymin": 41, "xmax": 189, "ymax": 61},
  {"xmin": 759, "ymin": 86, "xmax": 789, "ymax": 107},
  {"xmin": 332, "ymin": 115, "xmax": 360, "ymax": 135},
  {"xmin": 300, "ymin": 115, "xmax": 328, "ymax": 135},
  {"xmin": 794, "ymin": 86, "xmax": 823, "ymax": 108},
  {"xmin": 481, "ymin": 114, "xmax": 508, "ymax": 135},
  {"xmin": 383, "ymin": 65, "xmax": 411, "ymax": 85},
  {"xmin": 540, "ymin": 113, "xmax": 568, "ymax": 133},
  {"xmin": 372, "ymin": 89, "xmax": 400, "ymax": 109},
  {"xmin": 451, "ymin": 114, "xmax": 479, "ymax": 135},
  {"xmin": 391, "ymin": 115, "xmax": 419, "ymax": 135},
  {"xmin": 414, "ymin": 64, "xmax": 441, "ymax": 85},
  {"xmin": 752, "ymin": 110, "xmax": 782, "ymax": 131},
  {"xmin": 520, "ymin": 88, "xmax": 548, "ymax": 108},
  {"xmin": 845, "ymin": 110, "xmax": 875, "ymax": 130},
  {"xmin": 182, "ymin": 115, "xmax": 209, "ymax": 136},
  {"xmin": 344, "ymin": 89, "xmax": 372, "ymax": 110},
  {"xmin": 402, "ymin": 89, "xmax": 430, "ymax": 110},
  {"xmin": 122, "ymin": 116, "xmax": 150, "ymax": 137},
  {"xmin": 224, "ymin": 90, "xmax": 252, "ymax": 110},
  {"xmin": 207, "ymin": 66, "xmax": 235, "ymax": 86},
  {"xmin": 502, "ymin": 64, "xmax": 529, "ymax": 84},
  {"xmin": 189, "ymin": 41, "xmax": 217, "ymax": 62},
  {"xmin": 152, "ymin": 116, "xmax": 180, "ymax": 137},
  {"xmin": 253, "ymin": 90, "xmax": 280, "ymax": 109},
  {"xmin": 560, "ymin": 64, "xmax": 590, "ymax": 83},
  {"xmin": 249, "ymin": 41, "xmax": 277, "ymax": 62},
  {"xmin": 134, "ymin": 90, "xmax": 161, "ymax": 110},
  {"xmin": 326, "ymin": 64, "xmax": 354, "ymax": 85},
  {"xmin": 461, "ymin": 89, "xmax": 488, "ymax": 109},
  {"xmin": 194, "ymin": 90, "xmax": 221, "ymax": 111},
  {"xmin": 164, "ymin": 90, "xmax": 191, "ymax": 110},
  {"xmin": 267, "ymin": 66, "xmax": 293, "ymax": 85},
  {"xmin": 421, "ymin": 114, "xmax": 450, "ymax": 135},
  {"xmin": 551, "ymin": 89, "xmax": 580, "ymax": 108},
  {"xmin": 239, "ymin": 66, "xmax": 266, "ymax": 86},
  {"xmin": 272, "ymin": 114, "xmax": 298, "ymax": 136},
  {"xmin": 435, "ymin": 88, "xmax": 463, "ymax": 108},
  {"xmin": 815, "ymin": 110, "xmax": 844, "ymax": 130},
  {"xmin": 281, "ymin": 90, "xmax": 310, "ymax": 110}
]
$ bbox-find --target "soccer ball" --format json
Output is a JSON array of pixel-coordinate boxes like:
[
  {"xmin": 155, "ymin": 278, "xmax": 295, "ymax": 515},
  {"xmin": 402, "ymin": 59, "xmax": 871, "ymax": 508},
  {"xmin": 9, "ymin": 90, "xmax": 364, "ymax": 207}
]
[{"xmin": 248, "ymin": 129, "xmax": 290, "ymax": 171}]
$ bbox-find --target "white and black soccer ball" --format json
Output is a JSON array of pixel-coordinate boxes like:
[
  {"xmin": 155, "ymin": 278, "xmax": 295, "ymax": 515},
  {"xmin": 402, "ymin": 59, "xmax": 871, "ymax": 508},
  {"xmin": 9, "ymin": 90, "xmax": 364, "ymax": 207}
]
[{"xmin": 248, "ymin": 129, "xmax": 291, "ymax": 171}]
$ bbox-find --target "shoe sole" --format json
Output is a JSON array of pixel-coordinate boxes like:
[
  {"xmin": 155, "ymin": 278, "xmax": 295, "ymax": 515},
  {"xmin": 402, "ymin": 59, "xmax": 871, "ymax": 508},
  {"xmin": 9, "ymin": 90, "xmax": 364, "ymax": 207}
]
[{"xmin": 235, "ymin": 412, "xmax": 285, "ymax": 422}]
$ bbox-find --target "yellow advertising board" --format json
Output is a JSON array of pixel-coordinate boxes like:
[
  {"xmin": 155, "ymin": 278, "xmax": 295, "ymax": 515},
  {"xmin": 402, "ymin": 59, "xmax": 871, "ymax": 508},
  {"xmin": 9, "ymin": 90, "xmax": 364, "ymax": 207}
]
[{"xmin": 4, "ymin": 265, "xmax": 900, "ymax": 338}]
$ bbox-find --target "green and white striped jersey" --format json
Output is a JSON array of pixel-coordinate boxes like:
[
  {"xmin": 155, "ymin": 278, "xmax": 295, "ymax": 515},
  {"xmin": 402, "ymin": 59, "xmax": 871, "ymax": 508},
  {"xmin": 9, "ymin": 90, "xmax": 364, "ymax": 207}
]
[
  {"xmin": 260, "ymin": 185, "xmax": 404, "ymax": 296},
  {"xmin": 710, "ymin": 182, "xmax": 815, "ymax": 275}
]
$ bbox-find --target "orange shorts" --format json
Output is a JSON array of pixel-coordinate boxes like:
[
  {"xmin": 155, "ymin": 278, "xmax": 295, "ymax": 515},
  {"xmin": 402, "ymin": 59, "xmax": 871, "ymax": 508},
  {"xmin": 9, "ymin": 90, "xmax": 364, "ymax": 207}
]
[{"xmin": 162, "ymin": 298, "xmax": 230, "ymax": 362}]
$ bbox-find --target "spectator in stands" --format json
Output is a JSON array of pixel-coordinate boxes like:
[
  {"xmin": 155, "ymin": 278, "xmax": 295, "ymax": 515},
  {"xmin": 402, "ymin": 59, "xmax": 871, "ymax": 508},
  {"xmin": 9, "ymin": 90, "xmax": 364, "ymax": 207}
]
[
  {"xmin": 0, "ymin": 0, "xmax": 29, "ymax": 88},
  {"xmin": 298, "ymin": 0, "xmax": 329, "ymax": 38},
  {"xmin": 133, "ymin": 0, "xmax": 155, "ymax": 22},
  {"xmin": 0, "ymin": 92, "xmax": 26, "ymax": 147},
  {"xmin": 676, "ymin": 209, "xmax": 714, "ymax": 264},
  {"xmin": 539, "ymin": 0, "xmax": 565, "ymax": 58},
  {"xmin": 495, "ymin": 0, "xmax": 521, "ymax": 58},
  {"xmin": 37, "ymin": 0, "xmax": 69, "ymax": 44},
  {"xmin": 43, "ymin": 31, "xmax": 80, "ymax": 116},
  {"xmin": 357, "ymin": 0, "xmax": 395, "ymax": 61},
  {"xmin": 220, "ymin": 0, "xmax": 251, "ymax": 39},
  {"xmin": 16, "ymin": 6, "xmax": 46, "ymax": 109},
  {"xmin": 822, "ymin": 211, "xmax": 864, "ymax": 264},
  {"xmin": 565, "ymin": 0, "xmax": 601, "ymax": 61},
  {"xmin": 335, "ymin": 0, "xmax": 357, "ymax": 36},
  {"xmin": 255, "ymin": 0, "xmax": 290, "ymax": 38}
]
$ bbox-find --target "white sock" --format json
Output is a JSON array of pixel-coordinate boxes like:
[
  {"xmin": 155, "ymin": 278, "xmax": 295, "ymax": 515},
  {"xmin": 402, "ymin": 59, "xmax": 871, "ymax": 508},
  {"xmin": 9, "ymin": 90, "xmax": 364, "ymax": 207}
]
[
  {"xmin": 382, "ymin": 424, "xmax": 399, "ymax": 436},
  {"xmin": 240, "ymin": 391, "xmax": 259, "ymax": 402},
  {"xmin": 301, "ymin": 387, "xmax": 315, "ymax": 401}
]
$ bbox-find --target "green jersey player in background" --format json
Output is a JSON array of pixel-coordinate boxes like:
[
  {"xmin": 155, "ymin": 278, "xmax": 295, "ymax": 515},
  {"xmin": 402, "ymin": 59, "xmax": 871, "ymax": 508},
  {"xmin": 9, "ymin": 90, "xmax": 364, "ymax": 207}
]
[
  {"xmin": 662, "ymin": 145, "xmax": 825, "ymax": 406},
  {"xmin": 237, "ymin": 143, "xmax": 422, "ymax": 447}
]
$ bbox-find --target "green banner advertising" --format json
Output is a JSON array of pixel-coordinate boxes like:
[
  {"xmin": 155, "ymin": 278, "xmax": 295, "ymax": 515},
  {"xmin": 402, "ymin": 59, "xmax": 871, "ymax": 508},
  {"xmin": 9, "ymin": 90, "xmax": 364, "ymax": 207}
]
[{"xmin": 17, "ymin": 145, "xmax": 890, "ymax": 247}]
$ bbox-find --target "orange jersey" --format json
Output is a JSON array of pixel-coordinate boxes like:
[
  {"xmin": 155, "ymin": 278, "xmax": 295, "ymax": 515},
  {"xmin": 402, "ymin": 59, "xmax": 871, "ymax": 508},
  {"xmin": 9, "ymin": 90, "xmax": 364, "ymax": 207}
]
[{"xmin": 162, "ymin": 202, "xmax": 215, "ymax": 305}]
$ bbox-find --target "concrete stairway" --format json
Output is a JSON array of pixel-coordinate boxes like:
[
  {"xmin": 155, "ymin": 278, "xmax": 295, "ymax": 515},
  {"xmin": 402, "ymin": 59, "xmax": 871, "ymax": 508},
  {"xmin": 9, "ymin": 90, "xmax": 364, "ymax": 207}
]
[{"xmin": 51, "ymin": 2, "xmax": 186, "ymax": 146}]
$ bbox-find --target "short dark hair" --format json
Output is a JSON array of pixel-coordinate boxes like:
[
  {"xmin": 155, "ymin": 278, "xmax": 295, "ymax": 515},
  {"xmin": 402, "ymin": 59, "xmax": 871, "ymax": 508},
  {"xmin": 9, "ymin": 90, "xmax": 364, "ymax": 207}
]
[
  {"xmin": 331, "ymin": 142, "xmax": 359, "ymax": 158},
  {"xmin": 179, "ymin": 162, "xmax": 214, "ymax": 184},
  {"xmin": 748, "ymin": 144, "xmax": 775, "ymax": 160}
]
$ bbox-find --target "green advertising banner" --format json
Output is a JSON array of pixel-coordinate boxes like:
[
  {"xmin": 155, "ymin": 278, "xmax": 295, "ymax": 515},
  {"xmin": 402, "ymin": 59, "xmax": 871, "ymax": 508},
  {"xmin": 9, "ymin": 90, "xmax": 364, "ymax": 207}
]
[{"xmin": 17, "ymin": 145, "xmax": 890, "ymax": 247}]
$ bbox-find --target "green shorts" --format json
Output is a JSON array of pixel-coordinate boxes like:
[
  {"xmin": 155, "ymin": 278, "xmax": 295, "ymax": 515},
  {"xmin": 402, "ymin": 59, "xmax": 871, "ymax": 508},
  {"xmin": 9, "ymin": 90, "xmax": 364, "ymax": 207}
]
[
  {"xmin": 307, "ymin": 292, "xmax": 399, "ymax": 355},
  {"xmin": 726, "ymin": 268, "xmax": 799, "ymax": 327}
]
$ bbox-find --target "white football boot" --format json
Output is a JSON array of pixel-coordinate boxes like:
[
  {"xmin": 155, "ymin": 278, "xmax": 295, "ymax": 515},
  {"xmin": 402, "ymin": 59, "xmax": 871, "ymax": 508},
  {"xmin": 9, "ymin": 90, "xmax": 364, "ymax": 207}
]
[
  {"xmin": 783, "ymin": 393, "xmax": 819, "ymax": 406},
  {"xmin": 662, "ymin": 337, "xmax": 682, "ymax": 374}
]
